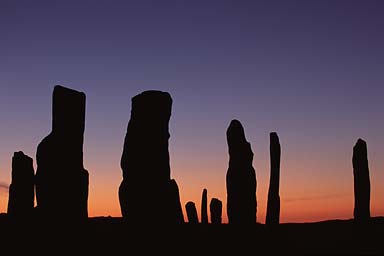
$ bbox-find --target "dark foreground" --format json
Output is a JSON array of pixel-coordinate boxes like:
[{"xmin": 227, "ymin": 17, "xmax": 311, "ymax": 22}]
[{"xmin": 1, "ymin": 215, "xmax": 383, "ymax": 255}]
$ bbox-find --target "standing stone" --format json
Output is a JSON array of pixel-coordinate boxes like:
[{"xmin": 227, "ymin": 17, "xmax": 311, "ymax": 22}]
[
  {"xmin": 201, "ymin": 188, "xmax": 208, "ymax": 224},
  {"xmin": 210, "ymin": 198, "xmax": 222, "ymax": 224},
  {"xmin": 226, "ymin": 119, "xmax": 257, "ymax": 224},
  {"xmin": 119, "ymin": 90, "xmax": 182, "ymax": 224},
  {"xmin": 7, "ymin": 151, "xmax": 35, "ymax": 218},
  {"xmin": 185, "ymin": 201, "xmax": 198, "ymax": 224},
  {"xmin": 353, "ymin": 138, "xmax": 371, "ymax": 221},
  {"xmin": 35, "ymin": 85, "xmax": 89, "ymax": 220},
  {"xmin": 169, "ymin": 179, "xmax": 185, "ymax": 224},
  {"xmin": 266, "ymin": 132, "xmax": 281, "ymax": 225}
]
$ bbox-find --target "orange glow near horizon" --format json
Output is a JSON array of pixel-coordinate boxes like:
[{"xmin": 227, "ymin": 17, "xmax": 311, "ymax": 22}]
[
  {"xmin": 1, "ymin": 149, "xmax": 383, "ymax": 223},
  {"xmin": 63, "ymin": 161, "xmax": 384, "ymax": 223}
]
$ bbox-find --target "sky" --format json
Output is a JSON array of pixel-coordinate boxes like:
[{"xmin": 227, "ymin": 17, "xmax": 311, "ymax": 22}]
[{"xmin": 0, "ymin": 0, "xmax": 383, "ymax": 223}]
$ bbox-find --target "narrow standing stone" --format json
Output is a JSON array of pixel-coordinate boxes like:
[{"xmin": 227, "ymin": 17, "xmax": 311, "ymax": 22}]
[
  {"xmin": 266, "ymin": 132, "xmax": 281, "ymax": 225},
  {"xmin": 201, "ymin": 188, "xmax": 208, "ymax": 224},
  {"xmin": 353, "ymin": 138, "xmax": 371, "ymax": 222}
]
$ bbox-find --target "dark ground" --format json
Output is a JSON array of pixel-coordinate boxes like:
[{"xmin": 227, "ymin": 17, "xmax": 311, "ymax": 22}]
[{"xmin": 1, "ymin": 214, "xmax": 383, "ymax": 255}]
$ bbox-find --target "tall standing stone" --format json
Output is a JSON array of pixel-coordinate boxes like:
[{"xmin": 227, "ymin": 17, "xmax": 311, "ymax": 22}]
[
  {"xmin": 266, "ymin": 132, "xmax": 281, "ymax": 225},
  {"xmin": 210, "ymin": 198, "xmax": 222, "ymax": 224},
  {"xmin": 119, "ymin": 90, "xmax": 182, "ymax": 224},
  {"xmin": 201, "ymin": 188, "xmax": 208, "ymax": 224},
  {"xmin": 35, "ymin": 85, "xmax": 89, "ymax": 220},
  {"xmin": 226, "ymin": 119, "xmax": 256, "ymax": 224},
  {"xmin": 7, "ymin": 151, "xmax": 35, "ymax": 218},
  {"xmin": 353, "ymin": 138, "xmax": 371, "ymax": 221},
  {"xmin": 185, "ymin": 201, "xmax": 199, "ymax": 224}
]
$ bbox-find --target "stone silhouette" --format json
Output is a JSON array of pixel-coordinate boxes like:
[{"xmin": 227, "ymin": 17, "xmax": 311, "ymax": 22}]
[
  {"xmin": 201, "ymin": 188, "xmax": 208, "ymax": 224},
  {"xmin": 7, "ymin": 151, "xmax": 35, "ymax": 218},
  {"xmin": 35, "ymin": 85, "xmax": 89, "ymax": 220},
  {"xmin": 210, "ymin": 198, "xmax": 222, "ymax": 224},
  {"xmin": 119, "ymin": 90, "xmax": 183, "ymax": 224},
  {"xmin": 169, "ymin": 179, "xmax": 185, "ymax": 224},
  {"xmin": 226, "ymin": 119, "xmax": 257, "ymax": 224},
  {"xmin": 353, "ymin": 138, "xmax": 371, "ymax": 221},
  {"xmin": 185, "ymin": 201, "xmax": 199, "ymax": 224},
  {"xmin": 266, "ymin": 132, "xmax": 281, "ymax": 225}
]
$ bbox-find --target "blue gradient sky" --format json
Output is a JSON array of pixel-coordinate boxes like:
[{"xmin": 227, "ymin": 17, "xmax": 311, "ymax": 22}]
[{"xmin": 1, "ymin": 0, "xmax": 383, "ymax": 222}]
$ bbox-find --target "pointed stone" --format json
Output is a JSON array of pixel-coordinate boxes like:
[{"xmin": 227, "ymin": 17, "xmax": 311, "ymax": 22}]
[
  {"xmin": 119, "ymin": 90, "xmax": 182, "ymax": 224},
  {"xmin": 35, "ymin": 85, "xmax": 89, "ymax": 220},
  {"xmin": 201, "ymin": 188, "xmax": 208, "ymax": 224},
  {"xmin": 226, "ymin": 119, "xmax": 257, "ymax": 224},
  {"xmin": 266, "ymin": 132, "xmax": 281, "ymax": 225},
  {"xmin": 169, "ymin": 179, "xmax": 185, "ymax": 224},
  {"xmin": 185, "ymin": 201, "xmax": 199, "ymax": 224},
  {"xmin": 210, "ymin": 198, "xmax": 222, "ymax": 224},
  {"xmin": 7, "ymin": 151, "xmax": 35, "ymax": 218},
  {"xmin": 353, "ymin": 138, "xmax": 371, "ymax": 222}
]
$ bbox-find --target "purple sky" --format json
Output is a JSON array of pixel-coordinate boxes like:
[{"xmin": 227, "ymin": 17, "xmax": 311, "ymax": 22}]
[{"xmin": 0, "ymin": 0, "xmax": 383, "ymax": 222}]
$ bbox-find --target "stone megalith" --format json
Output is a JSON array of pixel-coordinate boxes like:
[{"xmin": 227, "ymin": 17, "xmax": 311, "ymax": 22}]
[
  {"xmin": 7, "ymin": 151, "xmax": 35, "ymax": 218},
  {"xmin": 119, "ymin": 90, "xmax": 183, "ymax": 224},
  {"xmin": 226, "ymin": 119, "xmax": 257, "ymax": 224},
  {"xmin": 35, "ymin": 85, "xmax": 89, "ymax": 220},
  {"xmin": 185, "ymin": 201, "xmax": 199, "ymax": 224},
  {"xmin": 266, "ymin": 132, "xmax": 281, "ymax": 225},
  {"xmin": 201, "ymin": 188, "xmax": 208, "ymax": 224},
  {"xmin": 169, "ymin": 179, "xmax": 185, "ymax": 224},
  {"xmin": 353, "ymin": 138, "xmax": 371, "ymax": 221},
  {"xmin": 210, "ymin": 198, "xmax": 222, "ymax": 224}
]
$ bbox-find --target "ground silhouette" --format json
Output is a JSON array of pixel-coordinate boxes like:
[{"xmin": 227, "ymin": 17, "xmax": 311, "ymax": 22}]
[{"xmin": 0, "ymin": 215, "xmax": 383, "ymax": 255}]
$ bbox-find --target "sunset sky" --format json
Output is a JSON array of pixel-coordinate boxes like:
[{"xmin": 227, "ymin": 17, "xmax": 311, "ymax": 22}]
[{"xmin": 1, "ymin": 0, "xmax": 383, "ymax": 223}]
